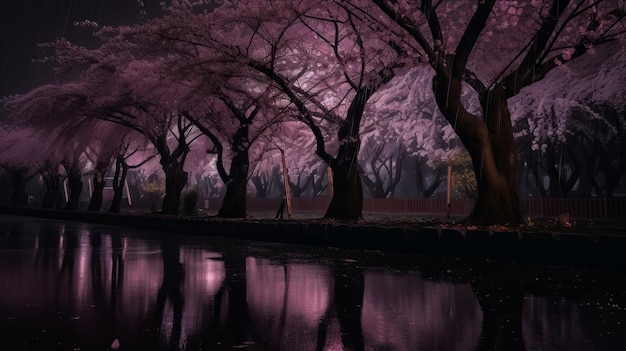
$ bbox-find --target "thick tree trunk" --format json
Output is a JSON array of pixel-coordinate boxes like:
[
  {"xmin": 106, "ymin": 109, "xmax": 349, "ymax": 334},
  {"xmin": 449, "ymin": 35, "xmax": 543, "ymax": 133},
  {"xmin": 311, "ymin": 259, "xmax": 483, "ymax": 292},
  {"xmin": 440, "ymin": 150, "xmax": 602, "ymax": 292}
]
[
  {"xmin": 433, "ymin": 75, "xmax": 523, "ymax": 225},
  {"xmin": 324, "ymin": 149, "xmax": 363, "ymax": 220},
  {"xmin": 218, "ymin": 151, "xmax": 248, "ymax": 218},
  {"xmin": 64, "ymin": 172, "xmax": 83, "ymax": 211},
  {"xmin": 470, "ymin": 85, "xmax": 524, "ymax": 225},
  {"xmin": 324, "ymin": 88, "xmax": 368, "ymax": 220},
  {"xmin": 87, "ymin": 171, "xmax": 106, "ymax": 211},
  {"xmin": 151, "ymin": 121, "xmax": 191, "ymax": 216},
  {"xmin": 161, "ymin": 163, "xmax": 188, "ymax": 215}
]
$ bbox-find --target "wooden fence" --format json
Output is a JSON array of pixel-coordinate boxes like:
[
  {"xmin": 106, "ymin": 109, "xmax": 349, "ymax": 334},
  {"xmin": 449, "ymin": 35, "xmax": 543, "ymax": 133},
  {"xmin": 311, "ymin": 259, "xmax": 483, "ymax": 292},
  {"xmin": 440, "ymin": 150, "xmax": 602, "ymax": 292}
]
[{"xmin": 198, "ymin": 196, "xmax": 626, "ymax": 220}]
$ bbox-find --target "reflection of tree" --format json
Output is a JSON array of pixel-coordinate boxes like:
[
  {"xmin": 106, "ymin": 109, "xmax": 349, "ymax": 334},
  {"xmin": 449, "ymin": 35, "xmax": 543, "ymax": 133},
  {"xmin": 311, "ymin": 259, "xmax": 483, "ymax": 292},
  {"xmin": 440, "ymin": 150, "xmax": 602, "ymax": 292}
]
[
  {"xmin": 89, "ymin": 231, "xmax": 116, "ymax": 346},
  {"xmin": 58, "ymin": 226, "xmax": 78, "ymax": 281},
  {"xmin": 185, "ymin": 247, "xmax": 261, "ymax": 349},
  {"xmin": 33, "ymin": 224, "xmax": 61, "ymax": 271},
  {"xmin": 154, "ymin": 240, "xmax": 184, "ymax": 351},
  {"xmin": 110, "ymin": 233, "xmax": 124, "ymax": 305},
  {"xmin": 93, "ymin": 232, "xmax": 126, "ymax": 346},
  {"xmin": 417, "ymin": 258, "xmax": 526, "ymax": 351},
  {"xmin": 215, "ymin": 250, "xmax": 253, "ymax": 346},
  {"xmin": 471, "ymin": 272, "xmax": 525, "ymax": 351},
  {"xmin": 334, "ymin": 261, "xmax": 365, "ymax": 351},
  {"xmin": 314, "ymin": 260, "xmax": 365, "ymax": 351},
  {"xmin": 243, "ymin": 257, "xmax": 332, "ymax": 350},
  {"xmin": 90, "ymin": 233, "xmax": 103, "ymax": 285}
]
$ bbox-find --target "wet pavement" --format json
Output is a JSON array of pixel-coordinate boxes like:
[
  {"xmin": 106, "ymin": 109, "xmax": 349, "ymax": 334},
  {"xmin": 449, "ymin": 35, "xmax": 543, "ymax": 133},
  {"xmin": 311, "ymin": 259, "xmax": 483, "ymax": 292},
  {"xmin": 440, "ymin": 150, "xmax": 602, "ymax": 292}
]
[{"xmin": 1, "ymin": 214, "xmax": 625, "ymax": 350}]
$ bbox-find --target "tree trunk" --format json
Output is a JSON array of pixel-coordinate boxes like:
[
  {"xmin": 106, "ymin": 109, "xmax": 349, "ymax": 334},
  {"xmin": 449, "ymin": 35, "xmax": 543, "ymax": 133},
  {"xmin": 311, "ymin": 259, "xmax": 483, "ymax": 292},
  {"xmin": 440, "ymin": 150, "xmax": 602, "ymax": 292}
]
[
  {"xmin": 251, "ymin": 175, "xmax": 268, "ymax": 198},
  {"xmin": 42, "ymin": 173, "xmax": 61, "ymax": 209},
  {"xmin": 361, "ymin": 177, "xmax": 383, "ymax": 198},
  {"xmin": 152, "ymin": 120, "xmax": 191, "ymax": 216},
  {"xmin": 470, "ymin": 85, "xmax": 524, "ymax": 225},
  {"xmin": 8, "ymin": 170, "xmax": 29, "ymax": 206},
  {"xmin": 161, "ymin": 162, "xmax": 188, "ymax": 215},
  {"xmin": 87, "ymin": 171, "xmax": 106, "ymax": 211},
  {"xmin": 289, "ymin": 173, "xmax": 313, "ymax": 198},
  {"xmin": 323, "ymin": 86, "xmax": 369, "ymax": 220},
  {"xmin": 218, "ymin": 151, "xmax": 248, "ymax": 218},
  {"xmin": 324, "ymin": 148, "xmax": 363, "ymax": 220},
  {"xmin": 109, "ymin": 157, "xmax": 128, "ymax": 213},
  {"xmin": 433, "ymin": 74, "xmax": 523, "ymax": 225},
  {"xmin": 64, "ymin": 171, "xmax": 83, "ymax": 211}
]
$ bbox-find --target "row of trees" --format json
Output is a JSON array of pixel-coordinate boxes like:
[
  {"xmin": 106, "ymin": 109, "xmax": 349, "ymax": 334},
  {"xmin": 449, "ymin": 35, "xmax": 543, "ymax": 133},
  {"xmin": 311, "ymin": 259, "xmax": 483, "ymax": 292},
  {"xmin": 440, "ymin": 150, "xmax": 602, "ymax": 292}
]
[{"xmin": 1, "ymin": 0, "xmax": 624, "ymax": 224}]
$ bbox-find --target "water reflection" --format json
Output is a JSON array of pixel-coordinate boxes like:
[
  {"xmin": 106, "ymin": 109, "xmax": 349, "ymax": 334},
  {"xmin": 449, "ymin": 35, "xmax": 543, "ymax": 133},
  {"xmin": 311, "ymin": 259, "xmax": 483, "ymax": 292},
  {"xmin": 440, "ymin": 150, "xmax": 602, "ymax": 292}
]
[
  {"xmin": 246, "ymin": 259, "xmax": 332, "ymax": 350},
  {"xmin": 362, "ymin": 273, "xmax": 481, "ymax": 350},
  {"xmin": 1, "ymin": 215, "xmax": 625, "ymax": 350}
]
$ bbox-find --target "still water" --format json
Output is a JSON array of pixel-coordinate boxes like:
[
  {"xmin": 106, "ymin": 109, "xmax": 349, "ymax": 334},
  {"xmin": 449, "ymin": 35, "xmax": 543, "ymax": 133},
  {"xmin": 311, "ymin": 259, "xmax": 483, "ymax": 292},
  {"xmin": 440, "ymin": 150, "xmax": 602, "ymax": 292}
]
[{"xmin": 0, "ymin": 215, "xmax": 625, "ymax": 351}]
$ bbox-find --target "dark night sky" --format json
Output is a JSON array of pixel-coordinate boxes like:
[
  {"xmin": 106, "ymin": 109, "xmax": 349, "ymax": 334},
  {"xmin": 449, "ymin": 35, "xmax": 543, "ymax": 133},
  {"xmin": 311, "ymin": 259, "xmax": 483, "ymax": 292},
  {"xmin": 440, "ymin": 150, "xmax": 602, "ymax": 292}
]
[{"xmin": 0, "ymin": 0, "xmax": 159, "ymax": 98}]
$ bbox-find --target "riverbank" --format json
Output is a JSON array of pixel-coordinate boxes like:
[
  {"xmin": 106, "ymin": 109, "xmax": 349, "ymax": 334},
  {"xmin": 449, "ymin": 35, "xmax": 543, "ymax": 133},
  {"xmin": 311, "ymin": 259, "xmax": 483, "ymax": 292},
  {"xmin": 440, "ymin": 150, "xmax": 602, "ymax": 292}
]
[{"xmin": 2, "ymin": 205, "xmax": 625, "ymax": 267}]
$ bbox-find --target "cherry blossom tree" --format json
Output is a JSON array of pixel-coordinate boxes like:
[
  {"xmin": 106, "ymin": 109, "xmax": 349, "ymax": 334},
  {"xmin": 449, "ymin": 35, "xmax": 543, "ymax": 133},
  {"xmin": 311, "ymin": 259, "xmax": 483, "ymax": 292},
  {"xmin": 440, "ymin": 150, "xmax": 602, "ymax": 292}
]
[
  {"xmin": 511, "ymin": 41, "xmax": 626, "ymax": 197},
  {"xmin": 358, "ymin": 136, "xmax": 404, "ymax": 198},
  {"xmin": 200, "ymin": 0, "xmax": 410, "ymax": 219},
  {"xmin": 361, "ymin": 67, "xmax": 463, "ymax": 198},
  {"xmin": 250, "ymin": 165, "xmax": 282, "ymax": 198},
  {"xmin": 0, "ymin": 128, "xmax": 40, "ymax": 205},
  {"xmin": 80, "ymin": 122, "xmax": 133, "ymax": 211},
  {"xmin": 183, "ymin": 87, "xmax": 280, "ymax": 218},
  {"xmin": 368, "ymin": 0, "xmax": 625, "ymax": 224},
  {"xmin": 93, "ymin": 2, "xmax": 287, "ymax": 218},
  {"xmin": 102, "ymin": 131, "xmax": 155, "ymax": 213},
  {"xmin": 2, "ymin": 86, "xmax": 99, "ymax": 210},
  {"xmin": 6, "ymin": 33, "xmax": 206, "ymax": 214}
]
